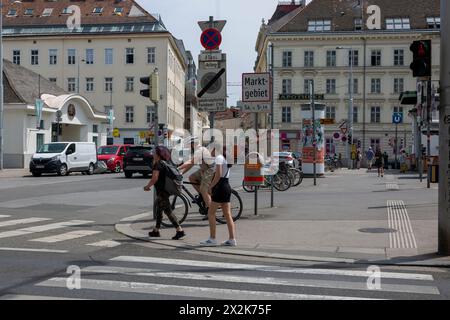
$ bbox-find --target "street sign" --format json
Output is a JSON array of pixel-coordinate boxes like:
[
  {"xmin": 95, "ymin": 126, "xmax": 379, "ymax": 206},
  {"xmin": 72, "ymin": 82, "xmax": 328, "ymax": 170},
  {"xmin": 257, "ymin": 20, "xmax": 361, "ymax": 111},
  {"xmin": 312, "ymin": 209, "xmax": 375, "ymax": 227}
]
[
  {"xmin": 198, "ymin": 19, "xmax": 226, "ymax": 32},
  {"xmin": 393, "ymin": 112, "xmax": 403, "ymax": 124},
  {"xmin": 198, "ymin": 67, "xmax": 227, "ymax": 104},
  {"xmin": 201, "ymin": 28, "xmax": 222, "ymax": 51},
  {"xmin": 198, "ymin": 99, "xmax": 227, "ymax": 112},
  {"xmin": 242, "ymin": 73, "xmax": 271, "ymax": 103},
  {"xmin": 237, "ymin": 101, "xmax": 270, "ymax": 113},
  {"xmin": 244, "ymin": 156, "xmax": 264, "ymax": 186},
  {"xmin": 199, "ymin": 51, "xmax": 223, "ymax": 62},
  {"xmin": 279, "ymin": 93, "xmax": 325, "ymax": 101},
  {"xmin": 320, "ymin": 118, "xmax": 335, "ymax": 125},
  {"xmin": 113, "ymin": 128, "xmax": 120, "ymax": 138}
]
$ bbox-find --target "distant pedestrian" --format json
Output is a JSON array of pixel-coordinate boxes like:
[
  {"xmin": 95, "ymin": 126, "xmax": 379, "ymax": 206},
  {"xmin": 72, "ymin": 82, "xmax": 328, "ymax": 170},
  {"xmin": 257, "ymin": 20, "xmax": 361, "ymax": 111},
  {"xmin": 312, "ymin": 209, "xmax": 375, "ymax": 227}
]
[
  {"xmin": 200, "ymin": 145, "xmax": 237, "ymax": 247},
  {"xmin": 366, "ymin": 147, "xmax": 375, "ymax": 171},
  {"xmin": 144, "ymin": 146, "xmax": 185, "ymax": 240},
  {"xmin": 356, "ymin": 150, "xmax": 362, "ymax": 170},
  {"xmin": 383, "ymin": 152, "xmax": 389, "ymax": 170},
  {"xmin": 375, "ymin": 148, "xmax": 384, "ymax": 177}
]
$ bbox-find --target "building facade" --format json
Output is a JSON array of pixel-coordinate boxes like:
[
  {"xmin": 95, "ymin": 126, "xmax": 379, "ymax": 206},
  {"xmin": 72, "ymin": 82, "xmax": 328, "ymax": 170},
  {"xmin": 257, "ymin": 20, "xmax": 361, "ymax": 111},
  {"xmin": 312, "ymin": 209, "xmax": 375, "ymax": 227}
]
[
  {"xmin": 255, "ymin": 0, "xmax": 440, "ymax": 164},
  {"xmin": 2, "ymin": 0, "xmax": 187, "ymax": 145}
]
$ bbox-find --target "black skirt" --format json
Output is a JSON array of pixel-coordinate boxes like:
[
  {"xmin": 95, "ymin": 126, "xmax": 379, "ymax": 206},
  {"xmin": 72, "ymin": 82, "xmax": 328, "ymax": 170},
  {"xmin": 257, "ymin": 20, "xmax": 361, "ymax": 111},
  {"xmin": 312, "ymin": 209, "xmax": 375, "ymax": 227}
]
[{"xmin": 211, "ymin": 178, "xmax": 232, "ymax": 203}]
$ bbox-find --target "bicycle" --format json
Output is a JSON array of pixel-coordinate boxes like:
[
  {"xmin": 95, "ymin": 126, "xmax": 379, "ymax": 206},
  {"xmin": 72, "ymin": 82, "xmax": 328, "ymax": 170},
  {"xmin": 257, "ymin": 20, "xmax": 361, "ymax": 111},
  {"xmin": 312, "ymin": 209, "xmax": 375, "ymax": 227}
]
[
  {"xmin": 279, "ymin": 161, "xmax": 304, "ymax": 187},
  {"xmin": 160, "ymin": 182, "xmax": 243, "ymax": 228},
  {"xmin": 242, "ymin": 171, "xmax": 292, "ymax": 193}
]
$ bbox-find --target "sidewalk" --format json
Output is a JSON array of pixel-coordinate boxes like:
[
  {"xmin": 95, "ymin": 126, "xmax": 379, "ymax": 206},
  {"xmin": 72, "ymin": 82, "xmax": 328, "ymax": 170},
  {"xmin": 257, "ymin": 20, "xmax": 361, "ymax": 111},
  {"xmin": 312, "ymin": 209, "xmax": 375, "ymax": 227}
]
[
  {"xmin": 0, "ymin": 169, "xmax": 30, "ymax": 178},
  {"xmin": 116, "ymin": 168, "xmax": 450, "ymax": 267}
]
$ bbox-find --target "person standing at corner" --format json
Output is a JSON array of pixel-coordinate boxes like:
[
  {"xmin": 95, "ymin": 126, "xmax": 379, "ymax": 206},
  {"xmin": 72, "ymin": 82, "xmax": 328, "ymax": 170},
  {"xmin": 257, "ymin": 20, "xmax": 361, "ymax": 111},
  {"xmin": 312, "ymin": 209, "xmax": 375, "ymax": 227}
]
[
  {"xmin": 375, "ymin": 148, "xmax": 384, "ymax": 178},
  {"xmin": 366, "ymin": 147, "xmax": 375, "ymax": 171},
  {"xmin": 144, "ymin": 146, "xmax": 185, "ymax": 240},
  {"xmin": 200, "ymin": 145, "xmax": 236, "ymax": 247}
]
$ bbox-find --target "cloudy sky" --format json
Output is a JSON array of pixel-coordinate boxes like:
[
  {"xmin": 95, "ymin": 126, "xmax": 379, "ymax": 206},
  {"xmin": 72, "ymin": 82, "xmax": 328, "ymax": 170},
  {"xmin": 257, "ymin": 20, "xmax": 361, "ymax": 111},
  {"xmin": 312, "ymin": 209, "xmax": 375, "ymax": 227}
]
[{"xmin": 139, "ymin": 0, "xmax": 284, "ymax": 106}]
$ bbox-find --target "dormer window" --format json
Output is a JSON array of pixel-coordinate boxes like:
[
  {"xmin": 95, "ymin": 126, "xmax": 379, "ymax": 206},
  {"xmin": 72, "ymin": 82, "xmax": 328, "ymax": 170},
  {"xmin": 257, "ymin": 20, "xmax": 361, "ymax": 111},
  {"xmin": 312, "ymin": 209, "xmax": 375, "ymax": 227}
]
[
  {"xmin": 24, "ymin": 9, "xmax": 34, "ymax": 16},
  {"xmin": 61, "ymin": 7, "xmax": 73, "ymax": 15},
  {"xmin": 386, "ymin": 18, "xmax": 410, "ymax": 30},
  {"xmin": 427, "ymin": 17, "xmax": 440, "ymax": 29},
  {"xmin": 114, "ymin": 7, "xmax": 124, "ymax": 15},
  {"xmin": 7, "ymin": 9, "xmax": 17, "ymax": 17},
  {"xmin": 42, "ymin": 8, "xmax": 53, "ymax": 17},
  {"xmin": 93, "ymin": 7, "xmax": 104, "ymax": 14},
  {"xmin": 308, "ymin": 19, "xmax": 331, "ymax": 32}
]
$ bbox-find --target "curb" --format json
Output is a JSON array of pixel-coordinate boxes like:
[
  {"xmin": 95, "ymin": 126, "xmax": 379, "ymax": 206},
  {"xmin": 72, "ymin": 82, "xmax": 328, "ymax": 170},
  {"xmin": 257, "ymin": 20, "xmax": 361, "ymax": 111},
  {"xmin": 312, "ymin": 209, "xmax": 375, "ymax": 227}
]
[{"xmin": 115, "ymin": 214, "xmax": 450, "ymax": 268}]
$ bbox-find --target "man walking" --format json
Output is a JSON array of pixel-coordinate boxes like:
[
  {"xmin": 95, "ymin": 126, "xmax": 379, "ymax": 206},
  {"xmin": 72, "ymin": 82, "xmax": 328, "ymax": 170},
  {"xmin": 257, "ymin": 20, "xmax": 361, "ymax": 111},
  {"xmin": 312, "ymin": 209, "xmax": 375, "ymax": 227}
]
[{"xmin": 366, "ymin": 147, "xmax": 375, "ymax": 171}]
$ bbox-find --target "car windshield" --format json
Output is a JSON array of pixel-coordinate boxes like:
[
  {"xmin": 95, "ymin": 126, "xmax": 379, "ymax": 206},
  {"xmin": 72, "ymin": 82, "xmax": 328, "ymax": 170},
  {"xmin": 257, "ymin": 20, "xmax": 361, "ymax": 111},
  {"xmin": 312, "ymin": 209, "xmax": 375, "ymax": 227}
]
[
  {"xmin": 98, "ymin": 146, "xmax": 119, "ymax": 155},
  {"xmin": 274, "ymin": 152, "xmax": 291, "ymax": 157},
  {"xmin": 128, "ymin": 147, "xmax": 153, "ymax": 156},
  {"xmin": 37, "ymin": 143, "xmax": 68, "ymax": 154}
]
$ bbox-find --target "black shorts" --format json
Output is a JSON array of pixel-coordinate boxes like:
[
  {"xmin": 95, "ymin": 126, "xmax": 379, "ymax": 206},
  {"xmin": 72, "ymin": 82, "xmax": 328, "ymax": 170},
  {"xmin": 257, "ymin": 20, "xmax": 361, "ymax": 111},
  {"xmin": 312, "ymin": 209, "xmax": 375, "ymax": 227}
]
[{"xmin": 211, "ymin": 178, "xmax": 231, "ymax": 203}]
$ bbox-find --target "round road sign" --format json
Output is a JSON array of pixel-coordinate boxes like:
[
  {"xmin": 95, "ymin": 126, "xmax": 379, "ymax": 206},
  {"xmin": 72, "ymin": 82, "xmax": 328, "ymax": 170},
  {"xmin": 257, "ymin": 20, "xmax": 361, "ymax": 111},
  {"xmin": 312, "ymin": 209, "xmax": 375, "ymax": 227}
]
[{"xmin": 201, "ymin": 28, "xmax": 222, "ymax": 50}]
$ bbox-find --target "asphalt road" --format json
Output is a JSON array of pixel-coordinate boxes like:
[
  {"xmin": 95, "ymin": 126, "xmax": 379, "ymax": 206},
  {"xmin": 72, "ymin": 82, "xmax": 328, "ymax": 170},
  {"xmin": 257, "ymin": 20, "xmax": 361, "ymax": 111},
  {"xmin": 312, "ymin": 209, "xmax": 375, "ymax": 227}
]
[{"xmin": 0, "ymin": 169, "xmax": 449, "ymax": 300}]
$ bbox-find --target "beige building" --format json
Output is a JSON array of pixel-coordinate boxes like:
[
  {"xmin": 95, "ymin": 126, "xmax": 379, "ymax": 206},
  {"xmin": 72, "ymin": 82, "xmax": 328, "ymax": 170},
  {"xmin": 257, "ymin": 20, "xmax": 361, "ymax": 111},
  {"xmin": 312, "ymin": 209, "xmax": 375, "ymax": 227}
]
[
  {"xmin": 2, "ymin": 0, "xmax": 187, "ymax": 145},
  {"xmin": 255, "ymin": 0, "xmax": 440, "ymax": 164}
]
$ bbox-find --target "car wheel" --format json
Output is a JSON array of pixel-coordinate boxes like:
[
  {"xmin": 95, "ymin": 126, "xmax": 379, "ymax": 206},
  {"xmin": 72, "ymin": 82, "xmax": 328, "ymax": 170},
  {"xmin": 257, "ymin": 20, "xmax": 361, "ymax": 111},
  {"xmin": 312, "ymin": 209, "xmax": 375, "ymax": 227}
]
[
  {"xmin": 114, "ymin": 163, "xmax": 122, "ymax": 173},
  {"xmin": 124, "ymin": 171, "xmax": 133, "ymax": 178},
  {"xmin": 86, "ymin": 163, "xmax": 95, "ymax": 175},
  {"xmin": 32, "ymin": 172, "xmax": 42, "ymax": 177},
  {"xmin": 57, "ymin": 164, "xmax": 68, "ymax": 176}
]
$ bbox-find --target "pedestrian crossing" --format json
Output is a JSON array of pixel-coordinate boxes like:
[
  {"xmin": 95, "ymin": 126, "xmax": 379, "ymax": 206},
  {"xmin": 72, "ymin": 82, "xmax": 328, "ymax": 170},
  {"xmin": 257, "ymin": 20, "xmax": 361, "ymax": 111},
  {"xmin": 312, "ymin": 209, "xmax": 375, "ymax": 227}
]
[{"xmin": 3, "ymin": 255, "xmax": 441, "ymax": 300}]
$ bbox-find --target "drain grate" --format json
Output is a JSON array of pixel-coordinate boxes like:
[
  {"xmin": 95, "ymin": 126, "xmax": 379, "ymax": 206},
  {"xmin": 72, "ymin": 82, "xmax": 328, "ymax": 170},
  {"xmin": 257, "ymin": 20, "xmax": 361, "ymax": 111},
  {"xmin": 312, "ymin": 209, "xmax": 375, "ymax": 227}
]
[{"xmin": 359, "ymin": 228, "xmax": 397, "ymax": 234}]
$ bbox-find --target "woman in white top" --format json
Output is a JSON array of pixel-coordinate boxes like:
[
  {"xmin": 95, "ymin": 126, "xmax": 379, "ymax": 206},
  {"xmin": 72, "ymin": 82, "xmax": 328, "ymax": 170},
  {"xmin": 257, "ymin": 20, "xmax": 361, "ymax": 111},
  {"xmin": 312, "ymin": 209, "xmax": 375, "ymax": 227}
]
[{"xmin": 200, "ymin": 145, "xmax": 236, "ymax": 247}]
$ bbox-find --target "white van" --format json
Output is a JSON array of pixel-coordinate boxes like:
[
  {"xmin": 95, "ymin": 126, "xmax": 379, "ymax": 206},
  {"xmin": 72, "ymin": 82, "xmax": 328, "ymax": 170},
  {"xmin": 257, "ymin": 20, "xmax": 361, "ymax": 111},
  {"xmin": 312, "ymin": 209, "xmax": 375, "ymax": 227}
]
[{"xmin": 30, "ymin": 142, "xmax": 97, "ymax": 177}]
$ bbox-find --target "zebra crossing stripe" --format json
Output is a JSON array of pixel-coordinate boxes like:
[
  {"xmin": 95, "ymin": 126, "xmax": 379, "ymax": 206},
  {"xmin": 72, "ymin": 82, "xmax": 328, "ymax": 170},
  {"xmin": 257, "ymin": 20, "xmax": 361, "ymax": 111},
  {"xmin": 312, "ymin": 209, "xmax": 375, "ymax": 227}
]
[
  {"xmin": 86, "ymin": 240, "xmax": 121, "ymax": 248},
  {"xmin": 0, "ymin": 220, "xmax": 94, "ymax": 239},
  {"xmin": 0, "ymin": 215, "xmax": 11, "ymax": 219},
  {"xmin": 30, "ymin": 230, "xmax": 102, "ymax": 243},
  {"xmin": 0, "ymin": 218, "xmax": 51, "ymax": 228},
  {"xmin": 0, "ymin": 247, "xmax": 67, "ymax": 253},
  {"xmin": 82, "ymin": 266, "xmax": 440, "ymax": 295},
  {"xmin": 37, "ymin": 277, "xmax": 378, "ymax": 300},
  {"xmin": 1, "ymin": 294, "xmax": 87, "ymax": 300},
  {"xmin": 111, "ymin": 256, "xmax": 434, "ymax": 281}
]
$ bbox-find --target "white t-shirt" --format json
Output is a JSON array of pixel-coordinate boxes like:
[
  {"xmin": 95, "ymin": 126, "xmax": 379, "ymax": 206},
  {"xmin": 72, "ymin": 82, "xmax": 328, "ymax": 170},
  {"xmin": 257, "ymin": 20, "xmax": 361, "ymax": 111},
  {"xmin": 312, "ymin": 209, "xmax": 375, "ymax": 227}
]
[{"xmin": 215, "ymin": 155, "xmax": 230, "ymax": 178}]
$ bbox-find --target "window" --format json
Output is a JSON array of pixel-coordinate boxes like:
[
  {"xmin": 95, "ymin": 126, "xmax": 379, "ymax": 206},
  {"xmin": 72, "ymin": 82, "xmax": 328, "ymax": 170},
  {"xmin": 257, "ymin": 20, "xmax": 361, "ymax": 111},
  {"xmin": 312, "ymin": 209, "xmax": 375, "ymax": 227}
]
[
  {"xmin": 13, "ymin": 50, "xmax": 20, "ymax": 65},
  {"xmin": 282, "ymin": 51, "xmax": 292, "ymax": 68},
  {"xmin": 394, "ymin": 106, "xmax": 404, "ymax": 116},
  {"xmin": 325, "ymin": 106, "xmax": 336, "ymax": 119},
  {"xmin": 371, "ymin": 50, "xmax": 381, "ymax": 66},
  {"xmin": 126, "ymin": 48, "xmax": 134, "ymax": 64},
  {"xmin": 147, "ymin": 106, "xmax": 156, "ymax": 123},
  {"xmin": 353, "ymin": 106, "xmax": 359, "ymax": 123},
  {"xmin": 371, "ymin": 138, "xmax": 381, "ymax": 150},
  {"xmin": 348, "ymin": 50, "xmax": 359, "ymax": 67},
  {"xmin": 24, "ymin": 8, "xmax": 34, "ymax": 16},
  {"xmin": 49, "ymin": 78, "xmax": 57, "ymax": 83},
  {"xmin": 105, "ymin": 48, "xmax": 113, "ymax": 65},
  {"xmin": 371, "ymin": 106, "xmax": 381, "ymax": 123},
  {"xmin": 68, "ymin": 49, "xmax": 76, "ymax": 65},
  {"xmin": 93, "ymin": 125, "xmax": 99, "ymax": 134},
  {"xmin": 67, "ymin": 143, "xmax": 76, "ymax": 154},
  {"xmin": 307, "ymin": 19, "xmax": 331, "ymax": 32},
  {"xmin": 282, "ymin": 107, "xmax": 292, "ymax": 123},
  {"xmin": 393, "ymin": 78, "xmax": 404, "ymax": 94},
  {"xmin": 147, "ymin": 47, "xmax": 156, "ymax": 64},
  {"xmin": 42, "ymin": 8, "xmax": 53, "ymax": 17},
  {"xmin": 7, "ymin": 9, "xmax": 17, "ymax": 17},
  {"xmin": 394, "ymin": 49, "xmax": 404, "ymax": 66},
  {"xmin": 304, "ymin": 51, "xmax": 314, "ymax": 67},
  {"xmin": 61, "ymin": 7, "xmax": 73, "ymax": 15},
  {"xmin": 427, "ymin": 17, "xmax": 441, "ymax": 29},
  {"xmin": 125, "ymin": 77, "xmax": 134, "ymax": 92},
  {"xmin": 348, "ymin": 78, "xmax": 358, "ymax": 94},
  {"xmin": 386, "ymin": 18, "xmax": 410, "ymax": 30},
  {"xmin": 49, "ymin": 49, "xmax": 57, "ymax": 65},
  {"xmin": 105, "ymin": 77, "xmax": 113, "ymax": 92},
  {"xmin": 36, "ymin": 134, "xmax": 45, "ymax": 152},
  {"xmin": 126, "ymin": 106, "xmax": 134, "ymax": 123},
  {"xmin": 282, "ymin": 79, "xmax": 292, "ymax": 94},
  {"xmin": 86, "ymin": 49, "xmax": 94, "ymax": 64},
  {"xmin": 326, "ymin": 79, "xmax": 336, "ymax": 94},
  {"xmin": 93, "ymin": 7, "xmax": 103, "ymax": 14},
  {"xmin": 326, "ymin": 50, "xmax": 336, "ymax": 67},
  {"xmin": 326, "ymin": 138, "xmax": 336, "ymax": 154},
  {"xmin": 67, "ymin": 78, "xmax": 76, "ymax": 92},
  {"xmin": 371, "ymin": 79, "xmax": 381, "ymax": 94},
  {"xmin": 86, "ymin": 78, "xmax": 94, "ymax": 92},
  {"xmin": 31, "ymin": 50, "xmax": 39, "ymax": 65},
  {"xmin": 304, "ymin": 79, "xmax": 312, "ymax": 94},
  {"xmin": 114, "ymin": 7, "xmax": 124, "ymax": 15},
  {"xmin": 354, "ymin": 18, "xmax": 363, "ymax": 31}
]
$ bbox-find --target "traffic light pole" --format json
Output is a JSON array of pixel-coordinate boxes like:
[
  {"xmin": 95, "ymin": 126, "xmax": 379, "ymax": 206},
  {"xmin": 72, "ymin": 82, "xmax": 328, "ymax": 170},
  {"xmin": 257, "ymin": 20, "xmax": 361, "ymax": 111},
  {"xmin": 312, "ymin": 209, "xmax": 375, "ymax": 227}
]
[{"xmin": 426, "ymin": 80, "xmax": 432, "ymax": 189}]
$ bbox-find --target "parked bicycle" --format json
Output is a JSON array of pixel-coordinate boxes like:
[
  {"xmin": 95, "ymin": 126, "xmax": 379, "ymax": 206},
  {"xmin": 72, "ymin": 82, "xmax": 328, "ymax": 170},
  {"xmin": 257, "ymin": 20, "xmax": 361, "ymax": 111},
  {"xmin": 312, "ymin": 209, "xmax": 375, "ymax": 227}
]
[
  {"xmin": 160, "ymin": 182, "xmax": 243, "ymax": 227},
  {"xmin": 279, "ymin": 161, "xmax": 304, "ymax": 187}
]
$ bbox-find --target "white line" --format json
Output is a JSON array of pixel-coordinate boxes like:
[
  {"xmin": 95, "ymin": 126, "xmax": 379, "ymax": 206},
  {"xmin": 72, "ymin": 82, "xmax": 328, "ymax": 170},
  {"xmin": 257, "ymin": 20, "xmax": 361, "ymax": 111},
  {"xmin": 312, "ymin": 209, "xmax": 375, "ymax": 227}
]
[
  {"xmin": 0, "ymin": 215, "xmax": 11, "ymax": 219},
  {"xmin": 0, "ymin": 218, "xmax": 51, "ymax": 228},
  {"xmin": 0, "ymin": 247, "xmax": 67, "ymax": 253},
  {"xmin": 110, "ymin": 256, "xmax": 434, "ymax": 281},
  {"xmin": 0, "ymin": 220, "xmax": 94, "ymax": 240},
  {"xmin": 120, "ymin": 213, "xmax": 151, "ymax": 222},
  {"xmin": 37, "ymin": 277, "xmax": 378, "ymax": 300},
  {"xmin": 387, "ymin": 201, "xmax": 418, "ymax": 249},
  {"xmin": 30, "ymin": 230, "xmax": 102, "ymax": 243},
  {"xmin": 83, "ymin": 266, "xmax": 440, "ymax": 295},
  {"xmin": 86, "ymin": 240, "xmax": 121, "ymax": 248},
  {"xmin": 0, "ymin": 294, "xmax": 86, "ymax": 300}
]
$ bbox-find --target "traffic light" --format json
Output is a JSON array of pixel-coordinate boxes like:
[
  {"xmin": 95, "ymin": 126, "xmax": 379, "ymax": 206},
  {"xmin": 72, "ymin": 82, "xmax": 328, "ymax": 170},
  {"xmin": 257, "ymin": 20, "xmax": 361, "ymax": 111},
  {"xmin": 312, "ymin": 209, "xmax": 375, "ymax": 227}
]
[
  {"xmin": 140, "ymin": 76, "xmax": 151, "ymax": 99},
  {"xmin": 140, "ymin": 72, "xmax": 159, "ymax": 102},
  {"xmin": 410, "ymin": 40, "xmax": 432, "ymax": 78}
]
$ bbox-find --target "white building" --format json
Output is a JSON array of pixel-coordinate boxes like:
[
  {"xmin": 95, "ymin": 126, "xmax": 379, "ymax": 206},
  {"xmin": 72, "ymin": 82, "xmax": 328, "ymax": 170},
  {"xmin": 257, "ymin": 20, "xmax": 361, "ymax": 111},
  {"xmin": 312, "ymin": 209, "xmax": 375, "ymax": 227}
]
[
  {"xmin": 2, "ymin": 0, "xmax": 187, "ymax": 145},
  {"xmin": 3, "ymin": 59, "xmax": 108, "ymax": 168},
  {"xmin": 255, "ymin": 0, "xmax": 440, "ymax": 165}
]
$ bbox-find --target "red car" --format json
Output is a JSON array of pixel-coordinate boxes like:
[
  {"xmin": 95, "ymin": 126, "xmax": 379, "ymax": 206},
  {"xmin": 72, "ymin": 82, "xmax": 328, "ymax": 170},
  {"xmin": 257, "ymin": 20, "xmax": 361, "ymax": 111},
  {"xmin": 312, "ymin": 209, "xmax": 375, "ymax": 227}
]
[{"xmin": 97, "ymin": 145, "xmax": 131, "ymax": 173}]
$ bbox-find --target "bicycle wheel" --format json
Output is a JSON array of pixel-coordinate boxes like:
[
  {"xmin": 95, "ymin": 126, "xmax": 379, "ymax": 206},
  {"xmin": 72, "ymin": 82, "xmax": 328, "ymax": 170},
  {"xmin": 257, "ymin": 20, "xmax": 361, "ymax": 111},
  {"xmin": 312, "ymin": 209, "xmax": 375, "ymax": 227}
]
[
  {"xmin": 272, "ymin": 173, "xmax": 291, "ymax": 191},
  {"xmin": 160, "ymin": 194, "xmax": 189, "ymax": 228},
  {"xmin": 290, "ymin": 168, "xmax": 304, "ymax": 187},
  {"xmin": 215, "ymin": 190, "xmax": 243, "ymax": 224},
  {"xmin": 242, "ymin": 180, "xmax": 256, "ymax": 193}
]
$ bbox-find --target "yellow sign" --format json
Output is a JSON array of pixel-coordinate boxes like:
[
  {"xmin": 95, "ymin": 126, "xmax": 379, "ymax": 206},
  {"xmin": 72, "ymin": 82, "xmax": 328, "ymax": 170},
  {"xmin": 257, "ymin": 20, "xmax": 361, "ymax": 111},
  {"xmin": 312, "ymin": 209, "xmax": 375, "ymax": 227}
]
[
  {"xmin": 113, "ymin": 128, "xmax": 120, "ymax": 138},
  {"xmin": 321, "ymin": 119, "xmax": 335, "ymax": 125},
  {"xmin": 139, "ymin": 131, "xmax": 146, "ymax": 139}
]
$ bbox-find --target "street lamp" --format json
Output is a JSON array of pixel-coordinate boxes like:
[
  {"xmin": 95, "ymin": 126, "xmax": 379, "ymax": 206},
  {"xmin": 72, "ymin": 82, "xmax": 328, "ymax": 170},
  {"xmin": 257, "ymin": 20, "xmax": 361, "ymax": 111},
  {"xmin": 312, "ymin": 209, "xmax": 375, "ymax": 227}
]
[{"xmin": 336, "ymin": 46, "xmax": 354, "ymax": 169}]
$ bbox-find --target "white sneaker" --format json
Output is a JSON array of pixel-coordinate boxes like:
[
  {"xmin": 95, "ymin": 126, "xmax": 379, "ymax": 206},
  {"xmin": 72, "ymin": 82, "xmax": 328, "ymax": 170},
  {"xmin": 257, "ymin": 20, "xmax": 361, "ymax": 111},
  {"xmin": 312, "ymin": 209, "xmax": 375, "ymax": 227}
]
[
  {"xmin": 200, "ymin": 238, "xmax": 217, "ymax": 246},
  {"xmin": 222, "ymin": 239, "xmax": 237, "ymax": 247}
]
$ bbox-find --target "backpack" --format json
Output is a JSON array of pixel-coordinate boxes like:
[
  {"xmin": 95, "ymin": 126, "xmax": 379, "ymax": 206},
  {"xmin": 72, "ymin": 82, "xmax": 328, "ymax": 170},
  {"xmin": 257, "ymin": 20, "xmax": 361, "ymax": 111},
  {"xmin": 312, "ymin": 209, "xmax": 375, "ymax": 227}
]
[{"xmin": 160, "ymin": 160, "xmax": 183, "ymax": 196}]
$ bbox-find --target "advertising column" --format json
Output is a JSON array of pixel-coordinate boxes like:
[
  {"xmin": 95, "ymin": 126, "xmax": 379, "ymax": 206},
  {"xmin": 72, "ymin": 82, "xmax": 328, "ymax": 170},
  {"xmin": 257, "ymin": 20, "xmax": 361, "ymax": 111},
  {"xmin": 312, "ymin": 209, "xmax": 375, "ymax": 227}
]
[{"xmin": 301, "ymin": 104, "xmax": 325, "ymax": 175}]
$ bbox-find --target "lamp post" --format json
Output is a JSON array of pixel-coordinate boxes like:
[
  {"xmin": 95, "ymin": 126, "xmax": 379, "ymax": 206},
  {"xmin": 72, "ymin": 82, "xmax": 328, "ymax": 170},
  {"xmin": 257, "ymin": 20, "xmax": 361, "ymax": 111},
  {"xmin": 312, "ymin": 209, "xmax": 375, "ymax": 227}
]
[{"xmin": 337, "ymin": 46, "xmax": 354, "ymax": 169}]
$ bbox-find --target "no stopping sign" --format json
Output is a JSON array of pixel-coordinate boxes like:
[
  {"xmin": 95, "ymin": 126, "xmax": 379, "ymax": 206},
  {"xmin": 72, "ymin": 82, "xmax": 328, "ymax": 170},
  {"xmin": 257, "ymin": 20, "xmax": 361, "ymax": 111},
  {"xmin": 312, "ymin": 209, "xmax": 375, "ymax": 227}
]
[{"xmin": 201, "ymin": 28, "xmax": 222, "ymax": 50}]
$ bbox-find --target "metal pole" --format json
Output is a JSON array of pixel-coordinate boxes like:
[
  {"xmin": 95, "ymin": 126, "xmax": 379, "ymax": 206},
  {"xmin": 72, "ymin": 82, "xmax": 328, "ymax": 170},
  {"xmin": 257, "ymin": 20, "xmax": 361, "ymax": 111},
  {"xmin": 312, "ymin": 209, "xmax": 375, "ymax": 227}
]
[
  {"xmin": 0, "ymin": 4, "xmax": 4, "ymax": 170},
  {"xmin": 395, "ymin": 123, "xmax": 398, "ymax": 169},
  {"xmin": 439, "ymin": 0, "xmax": 450, "ymax": 255},
  {"xmin": 426, "ymin": 80, "xmax": 432, "ymax": 189},
  {"xmin": 310, "ymin": 80, "xmax": 317, "ymax": 186},
  {"xmin": 361, "ymin": 2, "xmax": 367, "ymax": 166},
  {"xmin": 254, "ymin": 112, "xmax": 258, "ymax": 216},
  {"xmin": 270, "ymin": 42, "xmax": 274, "ymax": 208},
  {"xmin": 349, "ymin": 48, "xmax": 354, "ymax": 170}
]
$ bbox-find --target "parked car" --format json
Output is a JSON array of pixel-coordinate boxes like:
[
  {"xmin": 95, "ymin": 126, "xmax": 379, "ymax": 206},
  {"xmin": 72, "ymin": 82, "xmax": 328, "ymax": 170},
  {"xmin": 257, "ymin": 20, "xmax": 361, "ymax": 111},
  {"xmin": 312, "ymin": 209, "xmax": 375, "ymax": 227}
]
[
  {"xmin": 97, "ymin": 144, "xmax": 131, "ymax": 173},
  {"xmin": 30, "ymin": 142, "xmax": 97, "ymax": 177},
  {"xmin": 273, "ymin": 152, "xmax": 300, "ymax": 168},
  {"xmin": 123, "ymin": 145, "xmax": 154, "ymax": 178}
]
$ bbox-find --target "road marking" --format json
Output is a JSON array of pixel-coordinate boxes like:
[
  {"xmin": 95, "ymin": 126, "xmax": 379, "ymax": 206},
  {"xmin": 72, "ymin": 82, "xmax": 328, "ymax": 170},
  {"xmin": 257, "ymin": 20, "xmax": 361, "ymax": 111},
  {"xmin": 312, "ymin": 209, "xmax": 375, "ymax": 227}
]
[
  {"xmin": 0, "ymin": 294, "xmax": 86, "ymax": 300},
  {"xmin": 82, "ymin": 266, "xmax": 439, "ymax": 295},
  {"xmin": 0, "ymin": 220, "xmax": 94, "ymax": 240},
  {"xmin": 386, "ymin": 183, "xmax": 399, "ymax": 191},
  {"xmin": 30, "ymin": 230, "xmax": 102, "ymax": 243},
  {"xmin": 37, "ymin": 277, "xmax": 378, "ymax": 300},
  {"xmin": 0, "ymin": 215, "xmax": 11, "ymax": 219},
  {"xmin": 119, "ymin": 213, "xmax": 151, "ymax": 222},
  {"xmin": 387, "ymin": 200, "xmax": 417, "ymax": 249},
  {"xmin": 111, "ymin": 256, "xmax": 433, "ymax": 281},
  {"xmin": 0, "ymin": 247, "xmax": 67, "ymax": 253},
  {"xmin": 86, "ymin": 240, "xmax": 121, "ymax": 248},
  {"xmin": 0, "ymin": 218, "xmax": 51, "ymax": 228}
]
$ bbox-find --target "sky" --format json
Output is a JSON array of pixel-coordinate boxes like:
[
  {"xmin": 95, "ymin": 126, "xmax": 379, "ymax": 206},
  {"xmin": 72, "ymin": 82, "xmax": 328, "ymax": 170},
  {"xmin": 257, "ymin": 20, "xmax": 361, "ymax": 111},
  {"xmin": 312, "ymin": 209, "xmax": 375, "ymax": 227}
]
[{"xmin": 139, "ymin": 0, "xmax": 282, "ymax": 106}]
